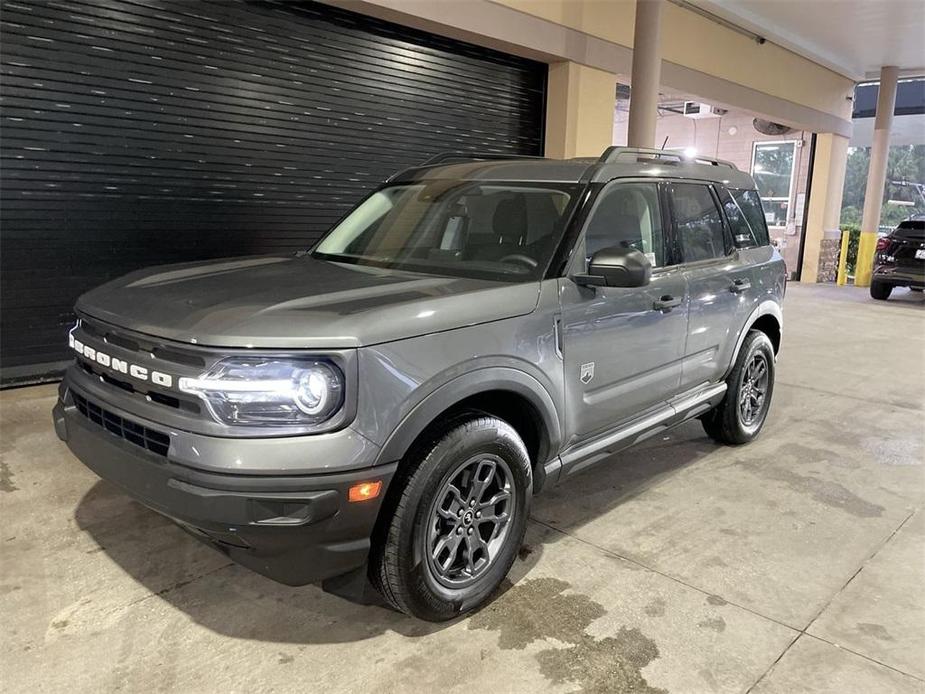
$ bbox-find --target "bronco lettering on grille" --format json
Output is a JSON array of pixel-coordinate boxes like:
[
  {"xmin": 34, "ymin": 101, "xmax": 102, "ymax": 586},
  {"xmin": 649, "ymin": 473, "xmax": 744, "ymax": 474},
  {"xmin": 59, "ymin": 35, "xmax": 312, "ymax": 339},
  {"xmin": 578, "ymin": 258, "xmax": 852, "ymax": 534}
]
[{"xmin": 69, "ymin": 330, "xmax": 174, "ymax": 388}]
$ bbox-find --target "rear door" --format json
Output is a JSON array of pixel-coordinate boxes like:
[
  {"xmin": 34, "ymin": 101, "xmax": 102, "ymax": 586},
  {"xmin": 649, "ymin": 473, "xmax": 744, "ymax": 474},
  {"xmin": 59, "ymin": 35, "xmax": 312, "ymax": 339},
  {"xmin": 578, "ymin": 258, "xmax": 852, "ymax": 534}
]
[
  {"xmin": 668, "ymin": 182, "xmax": 753, "ymax": 391},
  {"xmin": 558, "ymin": 180, "xmax": 689, "ymax": 445}
]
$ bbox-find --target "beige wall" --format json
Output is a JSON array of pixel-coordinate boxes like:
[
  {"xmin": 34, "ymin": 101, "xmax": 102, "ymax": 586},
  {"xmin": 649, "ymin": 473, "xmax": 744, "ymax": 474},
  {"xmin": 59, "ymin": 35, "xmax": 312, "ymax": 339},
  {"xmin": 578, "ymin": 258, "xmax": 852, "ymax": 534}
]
[
  {"xmin": 493, "ymin": 0, "xmax": 854, "ymax": 122},
  {"xmin": 801, "ymin": 134, "xmax": 849, "ymax": 283},
  {"xmin": 326, "ymin": 0, "xmax": 854, "ymax": 136},
  {"xmin": 546, "ymin": 62, "xmax": 617, "ymax": 158}
]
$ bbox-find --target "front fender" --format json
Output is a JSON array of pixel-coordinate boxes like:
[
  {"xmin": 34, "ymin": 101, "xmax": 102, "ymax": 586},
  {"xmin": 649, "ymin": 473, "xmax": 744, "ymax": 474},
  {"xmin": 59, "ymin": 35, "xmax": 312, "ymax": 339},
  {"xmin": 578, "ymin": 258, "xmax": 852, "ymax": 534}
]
[{"xmin": 375, "ymin": 366, "xmax": 562, "ymax": 472}]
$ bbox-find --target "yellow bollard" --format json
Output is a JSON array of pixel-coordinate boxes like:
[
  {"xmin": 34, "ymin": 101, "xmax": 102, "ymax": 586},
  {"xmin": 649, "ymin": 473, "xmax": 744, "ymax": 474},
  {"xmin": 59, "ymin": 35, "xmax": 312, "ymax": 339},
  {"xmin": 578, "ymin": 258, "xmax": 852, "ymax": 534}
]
[
  {"xmin": 854, "ymin": 230, "xmax": 879, "ymax": 287},
  {"xmin": 836, "ymin": 229, "xmax": 850, "ymax": 286}
]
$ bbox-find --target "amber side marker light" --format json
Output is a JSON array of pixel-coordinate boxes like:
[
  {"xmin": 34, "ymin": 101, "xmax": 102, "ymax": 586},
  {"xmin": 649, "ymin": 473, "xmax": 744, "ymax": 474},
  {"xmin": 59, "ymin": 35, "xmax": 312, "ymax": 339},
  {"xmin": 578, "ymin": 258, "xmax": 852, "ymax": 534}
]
[{"xmin": 348, "ymin": 481, "xmax": 382, "ymax": 503}]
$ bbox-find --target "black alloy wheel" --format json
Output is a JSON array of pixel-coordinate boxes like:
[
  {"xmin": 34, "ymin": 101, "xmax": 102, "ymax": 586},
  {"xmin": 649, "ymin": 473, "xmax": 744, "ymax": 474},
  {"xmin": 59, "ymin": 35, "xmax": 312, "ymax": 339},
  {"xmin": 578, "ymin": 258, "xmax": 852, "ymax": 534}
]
[{"xmin": 425, "ymin": 454, "xmax": 515, "ymax": 588}]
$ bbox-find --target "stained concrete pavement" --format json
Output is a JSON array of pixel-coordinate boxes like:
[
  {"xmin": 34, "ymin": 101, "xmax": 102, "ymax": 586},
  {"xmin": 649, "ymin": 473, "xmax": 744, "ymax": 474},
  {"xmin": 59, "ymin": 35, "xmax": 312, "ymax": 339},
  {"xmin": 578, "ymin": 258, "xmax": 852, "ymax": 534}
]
[{"xmin": 1, "ymin": 284, "xmax": 923, "ymax": 693}]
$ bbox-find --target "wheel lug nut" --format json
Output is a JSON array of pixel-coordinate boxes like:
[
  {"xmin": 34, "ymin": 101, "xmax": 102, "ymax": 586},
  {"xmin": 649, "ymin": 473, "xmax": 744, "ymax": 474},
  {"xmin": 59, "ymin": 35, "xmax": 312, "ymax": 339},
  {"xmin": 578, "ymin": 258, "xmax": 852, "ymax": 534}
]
[
  {"xmin": 475, "ymin": 511, "xmax": 481, "ymax": 518},
  {"xmin": 469, "ymin": 500, "xmax": 475, "ymax": 507},
  {"xmin": 456, "ymin": 527, "xmax": 463, "ymax": 535},
  {"xmin": 467, "ymin": 528, "xmax": 473, "ymax": 535},
  {"xmin": 457, "ymin": 510, "xmax": 463, "ymax": 517}
]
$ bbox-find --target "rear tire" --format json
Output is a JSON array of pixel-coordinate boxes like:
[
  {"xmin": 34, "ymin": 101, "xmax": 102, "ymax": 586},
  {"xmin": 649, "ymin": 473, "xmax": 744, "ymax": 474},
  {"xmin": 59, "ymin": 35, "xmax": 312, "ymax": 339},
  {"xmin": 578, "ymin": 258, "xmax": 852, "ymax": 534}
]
[
  {"xmin": 702, "ymin": 330, "xmax": 775, "ymax": 445},
  {"xmin": 369, "ymin": 412, "xmax": 531, "ymax": 621},
  {"xmin": 870, "ymin": 281, "xmax": 892, "ymax": 300}
]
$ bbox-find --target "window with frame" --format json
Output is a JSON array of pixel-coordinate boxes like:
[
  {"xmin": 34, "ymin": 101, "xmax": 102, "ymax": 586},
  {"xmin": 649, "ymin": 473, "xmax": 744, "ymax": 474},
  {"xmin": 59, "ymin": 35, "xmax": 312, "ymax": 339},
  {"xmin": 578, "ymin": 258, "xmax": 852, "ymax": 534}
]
[
  {"xmin": 729, "ymin": 189, "xmax": 771, "ymax": 246},
  {"xmin": 583, "ymin": 183, "xmax": 666, "ymax": 268},
  {"xmin": 669, "ymin": 183, "xmax": 728, "ymax": 262},
  {"xmin": 718, "ymin": 187, "xmax": 758, "ymax": 248},
  {"xmin": 751, "ymin": 141, "xmax": 796, "ymax": 228}
]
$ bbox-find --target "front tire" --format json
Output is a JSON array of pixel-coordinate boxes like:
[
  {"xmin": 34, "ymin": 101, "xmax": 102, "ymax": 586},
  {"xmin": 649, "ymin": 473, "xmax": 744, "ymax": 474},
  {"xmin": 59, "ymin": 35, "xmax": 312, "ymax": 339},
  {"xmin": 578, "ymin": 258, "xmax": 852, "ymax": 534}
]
[
  {"xmin": 369, "ymin": 412, "xmax": 531, "ymax": 621},
  {"xmin": 870, "ymin": 281, "xmax": 892, "ymax": 300},
  {"xmin": 702, "ymin": 330, "xmax": 775, "ymax": 445}
]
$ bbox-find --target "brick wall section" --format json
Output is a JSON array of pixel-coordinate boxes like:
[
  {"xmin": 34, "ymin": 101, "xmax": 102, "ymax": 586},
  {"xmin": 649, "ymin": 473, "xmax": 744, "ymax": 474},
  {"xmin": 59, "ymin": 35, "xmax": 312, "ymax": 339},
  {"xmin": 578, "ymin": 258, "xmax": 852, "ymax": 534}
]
[
  {"xmin": 614, "ymin": 105, "xmax": 813, "ymax": 276},
  {"xmin": 816, "ymin": 231, "xmax": 842, "ymax": 283}
]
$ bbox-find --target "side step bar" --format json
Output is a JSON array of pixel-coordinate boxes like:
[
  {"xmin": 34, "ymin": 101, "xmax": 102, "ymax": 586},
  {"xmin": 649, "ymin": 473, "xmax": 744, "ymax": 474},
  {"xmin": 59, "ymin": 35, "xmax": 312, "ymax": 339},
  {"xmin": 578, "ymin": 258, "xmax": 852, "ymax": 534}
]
[{"xmin": 555, "ymin": 383, "xmax": 727, "ymax": 480}]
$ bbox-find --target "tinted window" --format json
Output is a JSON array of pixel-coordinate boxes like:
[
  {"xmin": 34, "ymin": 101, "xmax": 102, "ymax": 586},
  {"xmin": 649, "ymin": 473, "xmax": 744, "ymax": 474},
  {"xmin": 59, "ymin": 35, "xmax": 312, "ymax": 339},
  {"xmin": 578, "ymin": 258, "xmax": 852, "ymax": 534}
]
[
  {"xmin": 583, "ymin": 183, "xmax": 666, "ymax": 267},
  {"xmin": 731, "ymin": 189, "xmax": 771, "ymax": 246},
  {"xmin": 670, "ymin": 184, "xmax": 727, "ymax": 262},
  {"xmin": 717, "ymin": 187, "xmax": 759, "ymax": 248},
  {"xmin": 314, "ymin": 181, "xmax": 578, "ymax": 281},
  {"xmin": 895, "ymin": 219, "xmax": 925, "ymax": 240}
]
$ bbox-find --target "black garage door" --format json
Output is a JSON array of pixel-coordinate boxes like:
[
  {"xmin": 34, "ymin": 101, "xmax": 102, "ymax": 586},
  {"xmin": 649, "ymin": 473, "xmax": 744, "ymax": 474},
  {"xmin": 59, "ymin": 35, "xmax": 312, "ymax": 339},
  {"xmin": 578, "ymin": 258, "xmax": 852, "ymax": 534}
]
[{"xmin": 0, "ymin": 0, "xmax": 546, "ymax": 385}]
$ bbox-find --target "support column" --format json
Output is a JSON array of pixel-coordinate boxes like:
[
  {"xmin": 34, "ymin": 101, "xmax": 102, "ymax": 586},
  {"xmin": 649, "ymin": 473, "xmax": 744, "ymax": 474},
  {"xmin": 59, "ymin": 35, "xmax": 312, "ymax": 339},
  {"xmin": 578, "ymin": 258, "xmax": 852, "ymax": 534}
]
[
  {"xmin": 801, "ymin": 133, "xmax": 850, "ymax": 283},
  {"xmin": 545, "ymin": 62, "xmax": 616, "ymax": 159},
  {"xmin": 626, "ymin": 0, "xmax": 664, "ymax": 148},
  {"xmin": 855, "ymin": 66, "xmax": 899, "ymax": 287}
]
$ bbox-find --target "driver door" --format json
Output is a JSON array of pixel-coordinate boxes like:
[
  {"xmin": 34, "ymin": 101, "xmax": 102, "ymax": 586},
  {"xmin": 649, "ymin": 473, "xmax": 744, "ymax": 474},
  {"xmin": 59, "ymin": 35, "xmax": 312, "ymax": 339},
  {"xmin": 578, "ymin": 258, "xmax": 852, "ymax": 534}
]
[{"xmin": 558, "ymin": 180, "xmax": 689, "ymax": 445}]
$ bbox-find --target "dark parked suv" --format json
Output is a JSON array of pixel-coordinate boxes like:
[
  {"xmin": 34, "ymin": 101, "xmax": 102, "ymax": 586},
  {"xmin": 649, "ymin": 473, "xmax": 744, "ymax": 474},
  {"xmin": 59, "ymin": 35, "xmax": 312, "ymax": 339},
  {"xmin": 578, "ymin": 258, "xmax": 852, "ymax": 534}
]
[
  {"xmin": 870, "ymin": 218, "xmax": 925, "ymax": 300},
  {"xmin": 53, "ymin": 148, "xmax": 786, "ymax": 620}
]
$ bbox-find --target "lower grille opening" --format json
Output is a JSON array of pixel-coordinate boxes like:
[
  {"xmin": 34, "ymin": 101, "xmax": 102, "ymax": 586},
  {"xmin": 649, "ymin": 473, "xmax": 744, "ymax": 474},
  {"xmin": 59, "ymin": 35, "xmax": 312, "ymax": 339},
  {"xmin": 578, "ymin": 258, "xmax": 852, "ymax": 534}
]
[{"xmin": 72, "ymin": 392, "xmax": 170, "ymax": 457}]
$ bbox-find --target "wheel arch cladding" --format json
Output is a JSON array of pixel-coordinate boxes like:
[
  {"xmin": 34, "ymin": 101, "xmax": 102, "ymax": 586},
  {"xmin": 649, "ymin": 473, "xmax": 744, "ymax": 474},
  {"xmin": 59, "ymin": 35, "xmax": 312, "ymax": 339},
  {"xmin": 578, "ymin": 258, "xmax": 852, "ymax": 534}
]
[
  {"xmin": 376, "ymin": 368, "xmax": 561, "ymax": 477},
  {"xmin": 750, "ymin": 313, "xmax": 781, "ymax": 354},
  {"xmin": 727, "ymin": 299, "xmax": 783, "ymax": 378}
]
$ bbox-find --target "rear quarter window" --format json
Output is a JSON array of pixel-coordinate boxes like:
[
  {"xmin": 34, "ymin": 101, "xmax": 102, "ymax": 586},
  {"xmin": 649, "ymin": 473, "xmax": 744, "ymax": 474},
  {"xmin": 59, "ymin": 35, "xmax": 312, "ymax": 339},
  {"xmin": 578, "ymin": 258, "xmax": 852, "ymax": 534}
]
[
  {"xmin": 729, "ymin": 188, "xmax": 771, "ymax": 247},
  {"xmin": 895, "ymin": 220, "xmax": 925, "ymax": 240},
  {"xmin": 717, "ymin": 187, "xmax": 758, "ymax": 248}
]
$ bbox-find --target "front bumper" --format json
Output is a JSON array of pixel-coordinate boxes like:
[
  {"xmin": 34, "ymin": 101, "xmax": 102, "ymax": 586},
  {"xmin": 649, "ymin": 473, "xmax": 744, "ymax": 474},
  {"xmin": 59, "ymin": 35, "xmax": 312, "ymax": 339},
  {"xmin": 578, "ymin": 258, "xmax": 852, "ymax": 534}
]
[{"xmin": 54, "ymin": 382, "xmax": 396, "ymax": 585}]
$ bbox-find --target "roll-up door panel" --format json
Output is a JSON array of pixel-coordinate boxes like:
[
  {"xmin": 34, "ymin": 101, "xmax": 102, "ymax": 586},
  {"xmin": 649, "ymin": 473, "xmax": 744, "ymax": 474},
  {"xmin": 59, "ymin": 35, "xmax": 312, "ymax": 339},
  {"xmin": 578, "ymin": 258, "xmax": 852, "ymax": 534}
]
[{"xmin": 0, "ymin": 0, "xmax": 546, "ymax": 384}]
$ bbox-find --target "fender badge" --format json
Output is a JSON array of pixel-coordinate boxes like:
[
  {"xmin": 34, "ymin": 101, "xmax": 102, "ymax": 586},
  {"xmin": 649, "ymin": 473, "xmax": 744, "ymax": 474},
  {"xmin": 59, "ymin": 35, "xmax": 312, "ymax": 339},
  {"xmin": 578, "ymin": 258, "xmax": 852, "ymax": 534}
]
[{"xmin": 580, "ymin": 362, "xmax": 595, "ymax": 384}]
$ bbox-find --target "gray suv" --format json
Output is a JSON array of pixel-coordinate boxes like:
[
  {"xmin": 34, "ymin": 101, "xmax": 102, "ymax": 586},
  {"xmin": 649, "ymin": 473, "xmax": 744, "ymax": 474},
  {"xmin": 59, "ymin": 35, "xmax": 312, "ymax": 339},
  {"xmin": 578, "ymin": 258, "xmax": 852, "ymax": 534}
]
[{"xmin": 53, "ymin": 147, "xmax": 785, "ymax": 621}]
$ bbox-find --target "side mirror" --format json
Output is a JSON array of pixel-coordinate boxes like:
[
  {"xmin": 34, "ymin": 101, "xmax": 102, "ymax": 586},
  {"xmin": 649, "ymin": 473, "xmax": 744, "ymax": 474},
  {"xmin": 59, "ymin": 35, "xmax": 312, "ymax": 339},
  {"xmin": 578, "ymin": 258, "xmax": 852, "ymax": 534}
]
[{"xmin": 573, "ymin": 246, "xmax": 652, "ymax": 288}]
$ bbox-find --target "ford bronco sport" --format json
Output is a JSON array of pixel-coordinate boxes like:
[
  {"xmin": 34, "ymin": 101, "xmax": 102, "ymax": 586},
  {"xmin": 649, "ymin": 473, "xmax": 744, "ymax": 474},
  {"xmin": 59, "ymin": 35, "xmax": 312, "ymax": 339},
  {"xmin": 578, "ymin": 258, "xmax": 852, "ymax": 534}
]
[{"xmin": 53, "ymin": 147, "xmax": 785, "ymax": 621}]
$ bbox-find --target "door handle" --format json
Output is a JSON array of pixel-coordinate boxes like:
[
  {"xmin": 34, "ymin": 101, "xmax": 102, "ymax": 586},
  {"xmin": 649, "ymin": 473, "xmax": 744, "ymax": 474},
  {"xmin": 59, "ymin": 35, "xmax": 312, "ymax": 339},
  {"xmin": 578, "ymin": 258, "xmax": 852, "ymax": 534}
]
[
  {"xmin": 653, "ymin": 295, "xmax": 683, "ymax": 311},
  {"xmin": 730, "ymin": 278, "xmax": 752, "ymax": 293}
]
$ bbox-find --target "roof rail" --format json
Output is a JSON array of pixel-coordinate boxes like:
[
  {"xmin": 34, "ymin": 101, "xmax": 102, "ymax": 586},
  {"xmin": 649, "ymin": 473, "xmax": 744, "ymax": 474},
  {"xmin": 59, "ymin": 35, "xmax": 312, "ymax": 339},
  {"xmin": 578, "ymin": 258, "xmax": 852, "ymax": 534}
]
[
  {"xmin": 420, "ymin": 151, "xmax": 546, "ymax": 166},
  {"xmin": 598, "ymin": 146, "xmax": 738, "ymax": 170}
]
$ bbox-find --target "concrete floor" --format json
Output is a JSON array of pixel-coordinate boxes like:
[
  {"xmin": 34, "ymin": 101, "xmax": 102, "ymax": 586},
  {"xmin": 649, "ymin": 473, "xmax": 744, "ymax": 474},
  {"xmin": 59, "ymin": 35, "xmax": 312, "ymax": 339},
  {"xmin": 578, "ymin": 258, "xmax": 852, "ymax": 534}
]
[{"xmin": 1, "ymin": 283, "xmax": 923, "ymax": 693}]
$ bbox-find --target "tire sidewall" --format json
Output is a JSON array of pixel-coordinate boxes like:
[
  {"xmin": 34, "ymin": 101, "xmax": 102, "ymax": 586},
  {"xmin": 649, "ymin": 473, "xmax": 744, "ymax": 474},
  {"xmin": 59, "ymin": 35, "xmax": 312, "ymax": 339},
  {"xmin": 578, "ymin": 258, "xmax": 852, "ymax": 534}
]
[
  {"xmin": 395, "ymin": 417, "xmax": 531, "ymax": 619},
  {"xmin": 870, "ymin": 281, "xmax": 892, "ymax": 300}
]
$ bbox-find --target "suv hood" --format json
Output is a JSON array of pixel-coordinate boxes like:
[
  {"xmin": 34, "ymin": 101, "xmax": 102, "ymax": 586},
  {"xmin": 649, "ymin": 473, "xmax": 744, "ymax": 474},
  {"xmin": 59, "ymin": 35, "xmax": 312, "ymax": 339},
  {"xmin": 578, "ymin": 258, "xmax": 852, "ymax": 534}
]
[{"xmin": 76, "ymin": 255, "xmax": 541, "ymax": 349}]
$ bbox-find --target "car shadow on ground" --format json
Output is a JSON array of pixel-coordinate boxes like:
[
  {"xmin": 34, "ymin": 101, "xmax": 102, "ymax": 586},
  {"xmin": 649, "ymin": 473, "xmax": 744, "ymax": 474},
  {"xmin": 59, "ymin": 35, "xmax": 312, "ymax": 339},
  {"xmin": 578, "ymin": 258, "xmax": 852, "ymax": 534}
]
[
  {"xmin": 74, "ymin": 420, "xmax": 717, "ymax": 644},
  {"xmin": 855, "ymin": 286, "xmax": 924, "ymax": 308}
]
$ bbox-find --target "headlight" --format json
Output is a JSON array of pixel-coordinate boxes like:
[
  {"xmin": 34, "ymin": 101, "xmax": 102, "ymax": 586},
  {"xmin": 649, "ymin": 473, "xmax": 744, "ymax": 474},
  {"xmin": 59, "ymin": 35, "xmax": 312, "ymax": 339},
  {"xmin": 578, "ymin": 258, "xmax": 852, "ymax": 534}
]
[{"xmin": 179, "ymin": 357, "xmax": 344, "ymax": 426}]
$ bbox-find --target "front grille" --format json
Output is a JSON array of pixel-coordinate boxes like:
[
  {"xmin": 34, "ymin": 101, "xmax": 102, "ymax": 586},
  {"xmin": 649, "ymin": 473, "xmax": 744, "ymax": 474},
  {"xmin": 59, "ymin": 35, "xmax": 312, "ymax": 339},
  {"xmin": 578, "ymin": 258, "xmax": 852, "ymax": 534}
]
[
  {"xmin": 76, "ymin": 359, "xmax": 199, "ymax": 414},
  {"xmin": 80, "ymin": 316, "xmax": 206, "ymax": 368},
  {"xmin": 72, "ymin": 392, "xmax": 170, "ymax": 457}
]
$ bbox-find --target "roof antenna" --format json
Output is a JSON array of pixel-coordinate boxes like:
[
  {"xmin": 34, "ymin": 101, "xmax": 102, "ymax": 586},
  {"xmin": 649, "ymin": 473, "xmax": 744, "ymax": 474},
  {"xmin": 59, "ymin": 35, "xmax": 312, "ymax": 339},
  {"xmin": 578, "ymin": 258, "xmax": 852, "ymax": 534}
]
[{"xmin": 661, "ymin": 136, "xmax": 669, "ymax": 150}]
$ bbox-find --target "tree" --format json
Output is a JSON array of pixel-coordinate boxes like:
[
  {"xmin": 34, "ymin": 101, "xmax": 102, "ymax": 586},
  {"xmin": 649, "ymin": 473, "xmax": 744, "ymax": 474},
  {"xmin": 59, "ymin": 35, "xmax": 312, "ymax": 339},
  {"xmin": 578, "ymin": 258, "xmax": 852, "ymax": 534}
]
[{"xmin": 841, "ymin": 145, "xmax": 925, "ymax": 229}]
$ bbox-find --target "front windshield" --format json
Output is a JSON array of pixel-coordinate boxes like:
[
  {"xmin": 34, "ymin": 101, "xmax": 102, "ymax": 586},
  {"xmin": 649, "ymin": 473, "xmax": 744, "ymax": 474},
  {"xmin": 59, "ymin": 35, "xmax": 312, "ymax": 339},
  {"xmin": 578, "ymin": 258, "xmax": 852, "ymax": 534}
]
[{"xmin": 312, "ymin": 180, "xmax": 580, "ymax": 282}]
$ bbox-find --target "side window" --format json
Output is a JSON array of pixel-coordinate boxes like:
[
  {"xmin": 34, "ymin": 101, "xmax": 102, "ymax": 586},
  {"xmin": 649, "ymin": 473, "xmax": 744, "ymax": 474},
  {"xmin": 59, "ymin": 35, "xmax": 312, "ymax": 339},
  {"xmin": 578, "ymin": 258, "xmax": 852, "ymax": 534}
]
[
  {"xmin": 583, "ymin": 183, "xmax": 666, "ymax": 268},
  {"xmin": 669, "ymin": 183, "xmax": 728, "ymax": 262},
  {"xmin": 730, "ymin": 189, "xmax": 771, "ymax": 246},
  {"xmin": 717, "ymin": 187, "xmax": 759, "ymax": 249}
]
